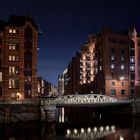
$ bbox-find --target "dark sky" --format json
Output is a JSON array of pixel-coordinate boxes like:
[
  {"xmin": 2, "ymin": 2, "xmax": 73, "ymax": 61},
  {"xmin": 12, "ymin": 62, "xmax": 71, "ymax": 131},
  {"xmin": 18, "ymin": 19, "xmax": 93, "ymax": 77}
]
[{"xmin": 0, "ymin": 0, "xmax": 140, "ymax": 85}]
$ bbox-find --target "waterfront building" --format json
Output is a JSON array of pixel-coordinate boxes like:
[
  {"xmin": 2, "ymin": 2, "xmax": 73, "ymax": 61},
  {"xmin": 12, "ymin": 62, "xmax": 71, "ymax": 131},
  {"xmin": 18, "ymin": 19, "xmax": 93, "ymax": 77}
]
[
  {"xmin": 37, "ymin": 77, "xmax": 58, "ymax": 96},
  {"xmin": 58, "ymin": 68, "xmax": 68, "ymax": 95},
  {"xmin": 0, "ymin": 14, "xmax": 39, "ymax": 101},
  {"xmin": 62, "ymin": 27, "xmax": 140, "ymax": 99}
]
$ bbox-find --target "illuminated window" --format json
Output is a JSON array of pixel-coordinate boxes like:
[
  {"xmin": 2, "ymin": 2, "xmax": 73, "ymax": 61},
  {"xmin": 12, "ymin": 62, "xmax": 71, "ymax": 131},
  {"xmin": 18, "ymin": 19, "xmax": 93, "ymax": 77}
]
[
  {"xmin": 9, "ymin": 66, "xmax": 19, "ymax": 75},
  {"xmin": 9, "ymin": 29, "xmax": 12, "ymax": 33},
  {"xmin": 13, "ymin": 29, "xmax": 16, "ymax": 33},
  {"xmin": 25, "ymin": 76, "xmax": 31, "ymax": 82},
  {"xmin": 9, "ymin": 43, "xmax": 18, "ymax": 50},
  {"xmin": 9, "ymin": 78, "xmax": 19, "ymax": 89},
  {"xmin": 111, "ymin": 64, "xmax": 114, "ymax": 69},
  {"xmin": 0, "ymin": 72, "xmax": 2, "ymax": 81},
  {"xmin": 121, "ymin": 57, "xmax": 124, "ymax": 61},
  {"xmin": 9, "ymin": 55, "xmax": 19, "ymax": 61},
  {"xmin": 130, "ymin": 65, "xmax": 135, "ymax": 71},
  {"xmin": 111, "ymin": 56, "xmax": 114, "ymax": 60},
  {"xmin": 9, "ymin": 29, "xmax": 16, "ymax": 34},
  {"xmin": 100, "ymin": 66, "xmax": 102, "ymax": 71},
  {"xmin": 121, "ymin": 65, "xmax": 124, "ymax": 70},
  {"xmin": 130, "ymin": 58, "xmax": 134, "ymax": 63}
]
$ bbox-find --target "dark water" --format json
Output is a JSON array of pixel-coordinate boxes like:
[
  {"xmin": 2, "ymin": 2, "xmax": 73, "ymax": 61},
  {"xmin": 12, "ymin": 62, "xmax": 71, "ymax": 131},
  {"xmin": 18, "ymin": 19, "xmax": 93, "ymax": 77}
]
[{"xmin": 0, "ymin": 107, "xmax": 140, "ymax": 140}]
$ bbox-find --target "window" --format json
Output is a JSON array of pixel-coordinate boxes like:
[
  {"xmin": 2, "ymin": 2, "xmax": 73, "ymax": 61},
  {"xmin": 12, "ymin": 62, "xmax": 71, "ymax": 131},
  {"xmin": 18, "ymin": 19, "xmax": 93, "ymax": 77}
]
[
  {"xmin": 111, "ymin": 56, "xmax": 115, "ymax": 60},
  {"xmin": 111, "ymin": 89, "xmax": 116, "ymax": 96},
  {"xmin": 130, "ymin": 89, "xmax": 134, "ymax": 98},
  {"xmin": 25, "ymin": 76, "xmax": 31, "ymax": 82},
  {"xmin": 121, "ymin": 49, "xmax": 124, "ymax": 54},
  {"xmin": 130, "ymin": 65, "xmax": 135, "ymax": 71},
  {"xmin": 121, "ymin": 90, "xmax": 125, "ymax": 95},
  {"xmin": 9, "ymin": 43, "xmax": 19, "ymax": 50},
  {"xmin": 111, "ymin": 72, "xmax": 114, "ymax": 78},
  {"xmin": 9, "ymin": 55, "xmax": 19, "ymax": 61},
  {"xmin": 11, "ymin": 93, "xmax": 17, "ymax": 99},
  {"xmin": 122, "ymin": 82, "xmax": 125, "ymax": 86},
  {"xmin": 9, "ymin": 78, "xmax": 19, "ymax": 89},
  {"xmin": 0, "ymin": 87, "xmax": 2, "ymax": 97},
  {"xmin": 130, "ymin": 58, "xmax": 134, "ymax": 63},
  {"xmin": 100, "ymin": 66, "xmax": 102, "ymax": 71},
  {"xmin": 112, "ymin": 81, "xmax": 115, "ymax": 86},
  {"xmin": 131, "ymin": 82, "xmax": 135, "ymax": 87},
  {"xmin": 130, "ymin": 50, "xmax": 135, "ymax": 56},
  {"xmin": 121, "ymin": 65, "xmax": 125, "ymax": 70},
  {"xmin": 111, "ymin": 48, "xmax": 114, "ymax": 53},
  {"xmin": 9, "ymin": 29, "xmax": 16, "ymax": 34},
  {"xmin": 131, "ymin": 73, "xmax": 135, "ymax": 80},
  {"xmin": 121, "ymin": 57, "xmax": 124, "ymax": 61},
  {"xmin": 111, "ymin": 64, "xmax": 115, "ymax": 69},
  {"xmin": 0, "ymin": 72, "xmax": 2, "ymax": 82},
  {"xmin": 9, "ymin": 66, "xmax": 19, "ymax": 75}
]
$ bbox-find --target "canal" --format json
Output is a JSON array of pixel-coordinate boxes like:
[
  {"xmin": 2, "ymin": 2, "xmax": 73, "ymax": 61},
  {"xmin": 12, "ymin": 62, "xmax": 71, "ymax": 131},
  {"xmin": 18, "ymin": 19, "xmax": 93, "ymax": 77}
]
[{"xmin": 0, "ymin": 107, "xmax": 140, "ymax": 140}]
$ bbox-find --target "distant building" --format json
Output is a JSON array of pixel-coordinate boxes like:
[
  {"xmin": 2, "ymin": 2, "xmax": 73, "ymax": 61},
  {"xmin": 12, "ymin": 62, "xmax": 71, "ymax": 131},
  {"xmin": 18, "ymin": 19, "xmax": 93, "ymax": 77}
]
[
  {"xmin": 0, "ymin": 14, "xmax": 39, "ymax": 101},
  {"xmin": 58, "ymin": 68, "xmax": 68, "ymax": 95},
  {"xmin": 38, "ymin": 77, "xmax": 58, "ymax": 96},
  {"xmin": 62, "ymin": 27, "xmax": 140, "ymax": 99}
]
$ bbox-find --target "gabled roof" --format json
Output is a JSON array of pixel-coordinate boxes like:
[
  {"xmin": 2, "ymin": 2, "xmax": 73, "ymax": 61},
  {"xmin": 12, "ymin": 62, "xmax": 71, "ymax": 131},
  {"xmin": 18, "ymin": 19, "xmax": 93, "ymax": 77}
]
[
  {"xmin": 7, "ymin": 15, "xmax": 38, "ymax": 29},
  {"xmin": 0, "ymin": 14, "xmax": 38, "ymax": 31}
]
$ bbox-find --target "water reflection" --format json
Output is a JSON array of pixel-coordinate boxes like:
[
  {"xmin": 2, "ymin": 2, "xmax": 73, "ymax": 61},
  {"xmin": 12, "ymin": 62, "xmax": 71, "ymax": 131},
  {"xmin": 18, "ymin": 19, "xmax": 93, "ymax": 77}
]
[
  {"xmin": 0, "ymin": 107, "xmax": 140, "ymax": 140},
  {"xmin": 66, "ymin": 125, "xmax": 116, "ymax": 139}
]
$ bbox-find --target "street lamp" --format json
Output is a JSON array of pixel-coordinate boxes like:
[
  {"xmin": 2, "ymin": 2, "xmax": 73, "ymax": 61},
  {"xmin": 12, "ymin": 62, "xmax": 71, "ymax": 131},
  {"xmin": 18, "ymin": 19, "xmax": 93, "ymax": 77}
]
[{"xmin": 120, "ymin": 76, "xmax": 124, "ymax": 80}]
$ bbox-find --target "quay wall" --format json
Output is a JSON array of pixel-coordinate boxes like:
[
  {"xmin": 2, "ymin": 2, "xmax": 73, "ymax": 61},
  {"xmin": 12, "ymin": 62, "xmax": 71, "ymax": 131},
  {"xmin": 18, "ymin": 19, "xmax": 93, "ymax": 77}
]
[{"xmin": 0, "ymin": 101, "xmax": 40, "ymax": 123}]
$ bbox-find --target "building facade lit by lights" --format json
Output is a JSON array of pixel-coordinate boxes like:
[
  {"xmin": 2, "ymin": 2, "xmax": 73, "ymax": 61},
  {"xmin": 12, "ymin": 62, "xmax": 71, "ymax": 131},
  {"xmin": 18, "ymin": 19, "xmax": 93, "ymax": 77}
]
[
  {"xmin": 61, "ymin": 27, "xmax": 140, "ymax": 99},
  {"xmin": 0, "ymin": 14, "xmax": 39, "ymax": 101}
]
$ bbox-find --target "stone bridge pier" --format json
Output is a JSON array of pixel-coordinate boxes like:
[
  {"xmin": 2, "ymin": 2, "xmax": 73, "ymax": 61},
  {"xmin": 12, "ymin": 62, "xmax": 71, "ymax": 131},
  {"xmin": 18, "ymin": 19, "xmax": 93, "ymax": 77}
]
[{"xmin": 40, "ymin": 98, "xmax": 56, "ymax": 122}]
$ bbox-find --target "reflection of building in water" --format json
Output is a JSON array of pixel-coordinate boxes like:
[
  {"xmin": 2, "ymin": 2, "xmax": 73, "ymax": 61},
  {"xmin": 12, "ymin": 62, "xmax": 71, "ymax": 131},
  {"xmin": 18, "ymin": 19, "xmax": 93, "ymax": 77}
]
[
  {"xmin": 41, "ymin": 122, "xmax": 56, "ymax": 140},
  {"xmin": 66, "ymin": 125, "xmax": 116, "ymax": 139},
  {"xmin": 58, "ymin": 107, "xmax": 65, "ymax": 123}
]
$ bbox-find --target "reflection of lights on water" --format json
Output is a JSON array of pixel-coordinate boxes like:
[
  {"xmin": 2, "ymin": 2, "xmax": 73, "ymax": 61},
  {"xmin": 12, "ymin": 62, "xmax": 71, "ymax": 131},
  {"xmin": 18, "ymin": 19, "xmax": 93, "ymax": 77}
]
[
  {"xmin": 105, "ymin": 126, "xmax": 109, "ymax": 131},
  {"xmin": 66, "ymin": 125, "xmax": 116, "ymax": 139},
  {"xmin": 120, "ymin": 136, "xmax": 124, "ymax": 140},
  {"xmin": 111, "ymin": 125, "xmax": 115, "ymax": 130},
  {"xmin": 87, "ymin": 127, "xmax": 91, "ymax": 133},
  {"xmin": 93, "ymin": 127, "xmax": 97, "ymax": 133},
  {"xmin": 74, "ymin": 129, "xmax": 78, "ymax": 134},
  {"xmin": 59, "ymin": 108, "xmax": 65, "ymax": 123},
  {"xmin": 100, "ymin": 126, "xmax": 104, "ymax": 132},
  {"xmin": 67, "ymin": 129, "xmax": 71, "ymax": 135},
  {"xmin": 81, "ymin": 128, "xmax": 84, "ymax": 134},
  {"xmin": 62, "ymin": 108, "xmax": 64, "ymax": 122}
]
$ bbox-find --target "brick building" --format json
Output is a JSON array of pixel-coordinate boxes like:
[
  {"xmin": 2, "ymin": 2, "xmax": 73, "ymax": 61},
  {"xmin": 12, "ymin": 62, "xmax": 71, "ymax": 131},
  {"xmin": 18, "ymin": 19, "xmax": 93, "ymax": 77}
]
[
  {"xmin": 0, "ymin": 14, "xmax": 39, "ymax": 101},
  {"xmin": 60, "ymin": 27, "xmax": 140, "ymax": 99}
]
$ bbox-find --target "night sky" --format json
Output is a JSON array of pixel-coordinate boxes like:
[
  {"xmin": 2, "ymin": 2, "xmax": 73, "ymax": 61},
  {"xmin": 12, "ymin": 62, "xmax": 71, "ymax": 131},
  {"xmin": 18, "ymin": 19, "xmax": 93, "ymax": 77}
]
[{"xmin": 0, "ymin": 0, "xmax": 140, "ymax": 85}]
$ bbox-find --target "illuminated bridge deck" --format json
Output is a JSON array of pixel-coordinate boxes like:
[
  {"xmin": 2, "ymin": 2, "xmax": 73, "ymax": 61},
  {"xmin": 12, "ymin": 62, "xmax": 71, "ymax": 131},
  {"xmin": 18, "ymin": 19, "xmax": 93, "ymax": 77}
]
[{"xmin": 40, "ymin": 94, "xmax": 132, "ymax": 107}]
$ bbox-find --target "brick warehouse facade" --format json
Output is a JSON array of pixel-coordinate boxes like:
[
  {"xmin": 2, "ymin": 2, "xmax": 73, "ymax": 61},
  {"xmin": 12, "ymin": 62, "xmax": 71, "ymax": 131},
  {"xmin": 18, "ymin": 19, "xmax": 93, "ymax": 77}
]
[
  {"xmin": 59, "ymin": 27, "xmax": 140, "ymax": 99},
  {"xmin": 0, "ymin": 14, "xmax": 39, "ymax": 101}
]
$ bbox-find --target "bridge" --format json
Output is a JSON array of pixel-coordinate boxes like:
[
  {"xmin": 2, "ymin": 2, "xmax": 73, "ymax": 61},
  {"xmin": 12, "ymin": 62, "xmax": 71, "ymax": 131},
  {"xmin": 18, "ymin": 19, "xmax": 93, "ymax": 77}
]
[
  {"xmin": 40, "ymin": 94, "xmax": 131, "ymax": 107},
  {"xmin": 40, "ymin": 94, "xmax": 132, "ymax": 122}
]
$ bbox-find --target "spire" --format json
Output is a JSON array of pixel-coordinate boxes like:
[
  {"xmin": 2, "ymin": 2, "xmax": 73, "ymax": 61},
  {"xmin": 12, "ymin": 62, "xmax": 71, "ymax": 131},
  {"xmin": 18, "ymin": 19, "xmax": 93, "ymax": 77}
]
[{"xmin": 128, "ymin": 25, "xmax": 137, "ymax": 38}]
